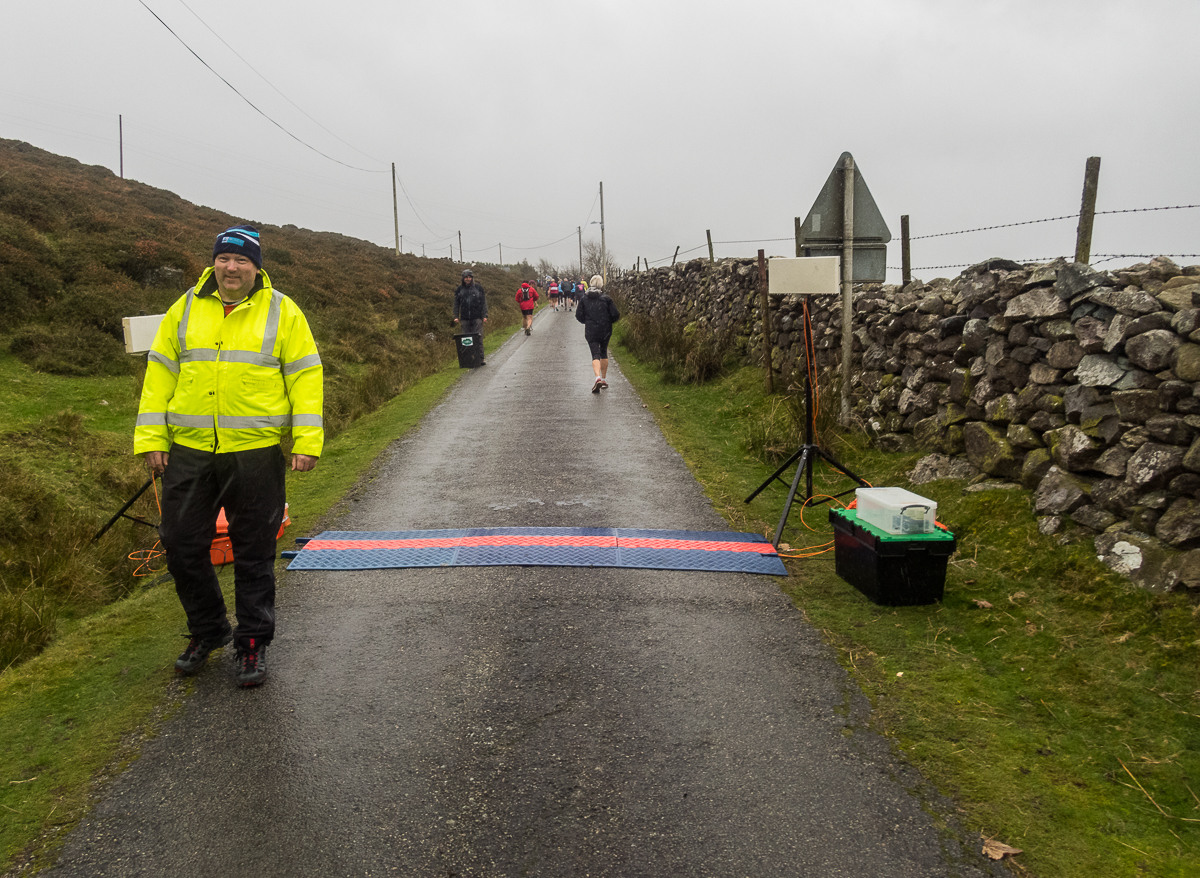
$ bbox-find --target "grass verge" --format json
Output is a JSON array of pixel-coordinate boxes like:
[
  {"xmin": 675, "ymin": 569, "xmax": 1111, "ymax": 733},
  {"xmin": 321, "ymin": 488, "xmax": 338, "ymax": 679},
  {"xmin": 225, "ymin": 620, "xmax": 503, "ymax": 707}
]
[
  {"xmin": 612, "ymin": 330, "xmax": 1200, "ymax": 878},
  {"xmin": 0, "ymin": 356, "xmax": 469, "ymax": 873}
]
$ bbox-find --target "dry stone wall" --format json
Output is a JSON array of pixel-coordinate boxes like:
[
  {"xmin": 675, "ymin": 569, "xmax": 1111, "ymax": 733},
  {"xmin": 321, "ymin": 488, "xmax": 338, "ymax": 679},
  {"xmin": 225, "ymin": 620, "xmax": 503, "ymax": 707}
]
[{"xmin": 609, "ymin": 255, "xmax": 1200, "ymax": 591}]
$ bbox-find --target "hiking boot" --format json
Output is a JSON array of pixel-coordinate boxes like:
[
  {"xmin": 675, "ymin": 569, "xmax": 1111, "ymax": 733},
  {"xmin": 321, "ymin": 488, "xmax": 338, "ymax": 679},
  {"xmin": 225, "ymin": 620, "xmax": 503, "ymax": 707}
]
[
  {"xmin": 175, "ymin": 631, "xmax": 233, "ymax": 675},
  {"xmin": 235, "ymin": 639, "xmax": 267, "ymax": 687}
]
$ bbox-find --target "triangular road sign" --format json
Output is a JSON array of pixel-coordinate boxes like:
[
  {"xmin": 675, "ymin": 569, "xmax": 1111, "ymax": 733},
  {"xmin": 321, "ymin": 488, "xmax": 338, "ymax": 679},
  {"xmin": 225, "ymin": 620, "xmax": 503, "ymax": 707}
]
[{"xmin": 798, "ymin": 152, "xmax": 891, "ymax": 244}]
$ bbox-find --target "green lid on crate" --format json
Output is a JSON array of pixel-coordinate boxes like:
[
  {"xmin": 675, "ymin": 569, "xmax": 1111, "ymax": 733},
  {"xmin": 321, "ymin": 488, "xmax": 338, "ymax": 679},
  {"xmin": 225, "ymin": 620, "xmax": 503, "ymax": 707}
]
[{"xmin": 831, "ymin": 508, "xmax": 955, "ymax": 542}]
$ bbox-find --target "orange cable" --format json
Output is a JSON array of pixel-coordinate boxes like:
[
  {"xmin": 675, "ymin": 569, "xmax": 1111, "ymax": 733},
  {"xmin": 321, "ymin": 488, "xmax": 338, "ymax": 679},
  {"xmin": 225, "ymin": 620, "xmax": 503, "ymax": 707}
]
[
  {"xmin": 129, "ymin": 475, "xmax": 167, "ymax": 577},
  {"xmin": 777, "ymin": 492, "xmax": 848, "ymax": 558}
]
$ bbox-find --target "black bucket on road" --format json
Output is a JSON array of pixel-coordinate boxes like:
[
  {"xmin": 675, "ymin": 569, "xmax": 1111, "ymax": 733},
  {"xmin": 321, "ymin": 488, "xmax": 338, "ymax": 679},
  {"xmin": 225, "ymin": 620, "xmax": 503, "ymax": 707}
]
[{"xmin": 455, "ymin": 333, "xmax": 483, "ymax": 368}]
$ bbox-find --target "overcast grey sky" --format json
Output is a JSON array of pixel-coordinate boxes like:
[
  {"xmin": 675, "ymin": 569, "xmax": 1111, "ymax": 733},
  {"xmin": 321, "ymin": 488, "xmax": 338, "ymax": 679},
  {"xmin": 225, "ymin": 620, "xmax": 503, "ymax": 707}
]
[{"xmin": 2, "ymin": 0, "xmax": 1197, "ymax": 283}]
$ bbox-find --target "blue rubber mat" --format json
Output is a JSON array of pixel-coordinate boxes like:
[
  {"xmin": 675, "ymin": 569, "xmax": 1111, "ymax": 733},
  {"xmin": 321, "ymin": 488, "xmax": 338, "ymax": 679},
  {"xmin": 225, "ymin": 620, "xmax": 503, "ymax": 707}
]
[{"xmin": 285, "ymin": 528, "xmax": 786, "ymax": 575}]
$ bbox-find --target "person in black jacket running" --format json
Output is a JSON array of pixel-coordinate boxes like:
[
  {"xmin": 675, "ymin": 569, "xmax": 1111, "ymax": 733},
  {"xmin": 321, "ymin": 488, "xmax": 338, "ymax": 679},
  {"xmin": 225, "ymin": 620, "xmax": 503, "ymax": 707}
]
[{"xmin": 575, "ymin": 275, "xmax": 620, "ymax": 393}]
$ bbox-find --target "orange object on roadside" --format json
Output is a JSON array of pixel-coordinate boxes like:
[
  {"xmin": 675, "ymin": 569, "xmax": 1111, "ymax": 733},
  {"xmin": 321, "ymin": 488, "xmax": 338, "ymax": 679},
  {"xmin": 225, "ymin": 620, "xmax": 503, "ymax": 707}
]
[{"xmin": 210, "ymin": 504, "xmax": 291, "ymax": 566}]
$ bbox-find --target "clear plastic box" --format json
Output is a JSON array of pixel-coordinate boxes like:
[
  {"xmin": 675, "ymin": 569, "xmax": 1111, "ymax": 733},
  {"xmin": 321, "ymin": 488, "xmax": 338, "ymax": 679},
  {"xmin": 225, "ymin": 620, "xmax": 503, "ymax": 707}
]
[{"xmin": 855, "ymin": 488, "xmax": 938, "ymax": 535}]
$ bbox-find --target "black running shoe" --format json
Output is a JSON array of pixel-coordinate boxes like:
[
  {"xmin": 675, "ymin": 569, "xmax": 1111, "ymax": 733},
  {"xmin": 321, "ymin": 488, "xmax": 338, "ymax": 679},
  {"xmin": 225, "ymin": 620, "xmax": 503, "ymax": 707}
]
[
  {"xmin": 175, "ymin": 631, "xmax": 233, "ymax": 675},
  {"xmin": 591, "ymin": 378, "xmax": 602, "ymax": 394},
  {"xmin": 235, "ymin": 638, "xmax": 267, "ymax": 687}
]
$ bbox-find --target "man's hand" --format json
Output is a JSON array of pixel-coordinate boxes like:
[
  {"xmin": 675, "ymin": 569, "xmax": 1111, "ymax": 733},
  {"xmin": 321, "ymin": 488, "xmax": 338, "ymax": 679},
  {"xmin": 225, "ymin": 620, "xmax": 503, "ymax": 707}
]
[
  {"xmin": 452, "ymin": 317, "xmax": 459, "ymax": 324},
  {"xmin": 483, "ymin": 317, "xmax": 488, "ymax": 323},
  {"xmin": 146, "ymin": 451, "xmax": 169, "ymax": 475},
  {"xmin": 291, "ymin": 454, "xmax": 318, "ymax": 472}
]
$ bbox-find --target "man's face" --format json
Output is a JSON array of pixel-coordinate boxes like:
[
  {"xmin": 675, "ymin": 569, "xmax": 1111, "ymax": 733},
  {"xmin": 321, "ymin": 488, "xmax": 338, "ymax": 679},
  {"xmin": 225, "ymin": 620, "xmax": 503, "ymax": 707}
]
[
  {"xmin": 214, "ymin": 252, "xmax": 258, "ymax": 299},
  {"xmin": 463, "ymin": 275, "xmax": 473, "ymax": 285}
]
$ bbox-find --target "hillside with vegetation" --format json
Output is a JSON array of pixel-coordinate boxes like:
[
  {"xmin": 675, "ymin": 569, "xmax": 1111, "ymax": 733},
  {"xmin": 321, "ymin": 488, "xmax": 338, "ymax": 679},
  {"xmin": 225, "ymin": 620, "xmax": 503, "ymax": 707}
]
[{"xmin": 0, "ymin": 138, "xmax": 529, "ymax": 669}]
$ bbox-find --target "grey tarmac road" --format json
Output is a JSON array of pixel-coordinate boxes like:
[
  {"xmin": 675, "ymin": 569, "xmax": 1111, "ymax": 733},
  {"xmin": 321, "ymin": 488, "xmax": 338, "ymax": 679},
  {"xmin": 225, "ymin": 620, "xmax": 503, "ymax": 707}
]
[{"xmin": 45, "ymin": 303, "xmax": 1004, "ymax": 878}]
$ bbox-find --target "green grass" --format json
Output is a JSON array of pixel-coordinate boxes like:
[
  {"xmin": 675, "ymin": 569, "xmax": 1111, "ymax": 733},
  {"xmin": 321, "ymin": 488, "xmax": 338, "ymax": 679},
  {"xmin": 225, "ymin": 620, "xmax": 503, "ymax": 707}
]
[
  {"xmin": 0, "ymin": 356, "xmax": 468, "ymax": 873},
  {"xmin": 612, "ymin": 326, "xmax": 1200, "ymax": 878}
]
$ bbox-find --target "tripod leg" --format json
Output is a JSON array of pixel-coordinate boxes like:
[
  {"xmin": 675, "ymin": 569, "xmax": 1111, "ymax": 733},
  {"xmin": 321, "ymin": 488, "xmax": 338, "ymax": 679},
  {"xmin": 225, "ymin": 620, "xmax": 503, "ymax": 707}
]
[
  {"xmin": 772, "ymin": 447, "xmax": 812, "ymax": 548},
  {"xmin": 92, "ymin": 477, "xmax": 154, "ymax": 543},
  {"xmin": 815, "ymin": 447, "xmax": 870, "ymax": 487},
  {"xmin": 744, "ymin": 444, "xmax": 807, "ymax": 504}
]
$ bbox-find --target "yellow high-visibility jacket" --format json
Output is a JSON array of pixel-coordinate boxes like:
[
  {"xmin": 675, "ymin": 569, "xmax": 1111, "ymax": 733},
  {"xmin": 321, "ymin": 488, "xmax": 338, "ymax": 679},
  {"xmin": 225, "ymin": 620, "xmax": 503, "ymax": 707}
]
[{"xmin": 134, "ymin": 268, "xmax": 324, "ymax": 457}]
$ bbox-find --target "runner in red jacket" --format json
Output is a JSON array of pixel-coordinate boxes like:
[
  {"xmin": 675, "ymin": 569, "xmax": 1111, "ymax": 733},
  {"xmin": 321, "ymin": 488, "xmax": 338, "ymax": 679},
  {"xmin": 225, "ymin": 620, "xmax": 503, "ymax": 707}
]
[{"xmin": 515, "ymin": 281, "xmax": 540, "ymax": 335}]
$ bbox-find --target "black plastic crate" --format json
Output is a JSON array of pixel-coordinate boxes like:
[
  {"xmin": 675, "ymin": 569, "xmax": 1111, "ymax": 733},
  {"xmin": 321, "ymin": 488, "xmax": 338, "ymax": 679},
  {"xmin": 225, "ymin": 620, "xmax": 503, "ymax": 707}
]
[
  {"xmin": 830, "ymin": 508, "xmax": 956, "ymax": 606},
  {"xmin": 454, "ymin": 333, "xmax": 483, "ymax": 368}
]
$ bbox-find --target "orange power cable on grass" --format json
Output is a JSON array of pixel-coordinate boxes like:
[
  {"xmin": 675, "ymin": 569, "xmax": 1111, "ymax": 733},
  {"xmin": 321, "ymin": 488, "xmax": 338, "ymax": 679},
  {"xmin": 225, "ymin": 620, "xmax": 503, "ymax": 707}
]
[
  {"xmin": 777, "ymin": 493, "xmax": 846, "ymax": 559},
  {"xmin": 129, "ymin": 476, "xmax": 167, "ymax": 578}
]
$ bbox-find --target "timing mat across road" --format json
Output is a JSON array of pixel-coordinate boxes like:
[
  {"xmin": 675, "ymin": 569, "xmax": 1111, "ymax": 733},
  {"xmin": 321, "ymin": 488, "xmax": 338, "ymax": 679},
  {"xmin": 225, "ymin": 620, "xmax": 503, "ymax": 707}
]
[{"xmin": 284, "ymin": 527, "xmax": 787, "ymax": 576}]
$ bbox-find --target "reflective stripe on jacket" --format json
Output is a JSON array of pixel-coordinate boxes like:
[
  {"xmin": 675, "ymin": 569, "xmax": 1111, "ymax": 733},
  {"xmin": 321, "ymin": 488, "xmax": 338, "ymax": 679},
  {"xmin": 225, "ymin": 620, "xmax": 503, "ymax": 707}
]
[{"xmin": 134, "ymin": 267, "xmax": 324, "ymax": 457}]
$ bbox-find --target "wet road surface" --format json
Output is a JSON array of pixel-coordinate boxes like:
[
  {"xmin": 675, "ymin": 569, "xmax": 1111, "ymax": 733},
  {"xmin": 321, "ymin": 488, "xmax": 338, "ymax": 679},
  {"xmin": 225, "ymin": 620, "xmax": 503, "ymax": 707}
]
[{"xmin": 46, "ymin": 305, "xmax": 1001, "ymax": 877}]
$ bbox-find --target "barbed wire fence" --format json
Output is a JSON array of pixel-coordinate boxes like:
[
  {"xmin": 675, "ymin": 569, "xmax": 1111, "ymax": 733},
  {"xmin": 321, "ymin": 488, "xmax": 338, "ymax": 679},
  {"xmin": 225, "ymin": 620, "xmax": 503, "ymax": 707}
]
[{"xmin": 627, "ymin": 204, "xmax": 1199, "ymax": 278}]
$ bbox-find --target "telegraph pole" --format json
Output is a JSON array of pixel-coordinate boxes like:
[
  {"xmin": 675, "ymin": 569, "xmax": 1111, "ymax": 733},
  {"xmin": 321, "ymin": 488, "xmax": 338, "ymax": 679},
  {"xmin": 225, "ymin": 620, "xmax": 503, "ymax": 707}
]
[
  {"xmin": 600, "ymin": 181, "xmax": 607, "ymax": 284},
  {"xmin": 119, "ymin": 115, "xmax": 124, "ymax": 179},
  {"xmin": 578, "ymin": 226, "xmax": 583, "ymax": 277},
  {"xmin": 391, "ymin": 163, "xmax": 400, "ymax": 256},
  {"xmin": 458, "ymin": 231, "xmax": 462, "ymax": 262}
]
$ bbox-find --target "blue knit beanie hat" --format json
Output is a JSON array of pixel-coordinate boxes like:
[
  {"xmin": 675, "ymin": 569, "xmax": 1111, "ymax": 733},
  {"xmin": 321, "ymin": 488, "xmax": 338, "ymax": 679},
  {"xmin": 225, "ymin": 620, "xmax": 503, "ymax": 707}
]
[{"xmin": 213, "ymin": 224, "xmax": 262, "ymax": 268}]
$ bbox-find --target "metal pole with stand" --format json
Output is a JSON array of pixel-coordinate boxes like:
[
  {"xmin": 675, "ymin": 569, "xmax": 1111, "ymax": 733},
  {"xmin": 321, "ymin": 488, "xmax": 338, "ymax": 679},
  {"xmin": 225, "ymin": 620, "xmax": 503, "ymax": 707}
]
[{"xmin": 745, "ymin": 301, "xmax": 868, "ymax": 547}]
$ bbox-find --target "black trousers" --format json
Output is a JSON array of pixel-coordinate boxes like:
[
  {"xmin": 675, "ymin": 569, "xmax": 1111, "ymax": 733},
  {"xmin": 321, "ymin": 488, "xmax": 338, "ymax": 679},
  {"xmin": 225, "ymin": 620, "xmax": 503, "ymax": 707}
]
[{"xmin": 159, "ymin": 444, "xmax": 286, "ymax": 648}]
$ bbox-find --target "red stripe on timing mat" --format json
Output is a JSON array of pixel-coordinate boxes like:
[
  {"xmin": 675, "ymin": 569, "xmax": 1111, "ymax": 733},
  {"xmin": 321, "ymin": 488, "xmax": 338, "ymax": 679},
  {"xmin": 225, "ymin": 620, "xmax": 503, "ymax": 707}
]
[
  {"xmin": 461, "ymin": 535, "xmax": 617, "ymax": 548},
  {"xmin": 303, "ymin": 538, "xmax": 459, "ymax": 550},
  {"xmin": 304, "ymin": 535, "xmax": 619, "ymax": 551},
  {"xmin": 618, "ymin": 538, "xmax": 772, "ymax": 553},
  {"xmin": 303, "ymin": 536, "xmax": 773, "ymax": 554}
]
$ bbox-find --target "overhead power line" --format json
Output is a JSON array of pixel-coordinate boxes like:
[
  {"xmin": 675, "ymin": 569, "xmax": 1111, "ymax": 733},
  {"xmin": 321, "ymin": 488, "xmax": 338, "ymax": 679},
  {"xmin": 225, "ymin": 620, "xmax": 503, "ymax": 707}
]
[
  {"xmin": 503, "ymin": 230, "xmax": 580, "ymax": 251},
  {"xmin": 137, "ymin": 0, "xmax": 385, "ymax": 173},
  {"xmin": 172, "ymin": 0, "xmax": 387, "ymax": 169}
]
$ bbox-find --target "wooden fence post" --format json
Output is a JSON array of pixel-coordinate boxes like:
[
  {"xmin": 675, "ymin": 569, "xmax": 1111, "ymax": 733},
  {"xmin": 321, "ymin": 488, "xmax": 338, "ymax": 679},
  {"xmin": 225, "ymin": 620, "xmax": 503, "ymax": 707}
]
[{"xmin": 1075, "ymin": 156, "xmax": 1101, "ymax": 264}]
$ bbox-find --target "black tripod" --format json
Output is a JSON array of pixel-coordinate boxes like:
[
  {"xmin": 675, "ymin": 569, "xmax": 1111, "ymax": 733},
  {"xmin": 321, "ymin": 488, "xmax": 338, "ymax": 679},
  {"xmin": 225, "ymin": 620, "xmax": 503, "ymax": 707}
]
[
  {"xmin": 92, "ymin": 477, "xmax": 158, "ymax": 543},
  {"xmin": 745, "ymin": 300, "xmax": 868, "ymax": 547}
]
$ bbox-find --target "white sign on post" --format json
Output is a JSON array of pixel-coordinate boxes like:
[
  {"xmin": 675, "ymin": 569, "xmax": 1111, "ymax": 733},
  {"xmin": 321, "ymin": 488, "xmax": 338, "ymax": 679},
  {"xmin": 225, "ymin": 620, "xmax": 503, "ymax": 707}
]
[
  {"xmin": 767, "ymin": 256, "xmax": 840, "ymax": 297},
  {"xmin": 122, "ymin": 314, "xmax": 165, "ymax": 354}
]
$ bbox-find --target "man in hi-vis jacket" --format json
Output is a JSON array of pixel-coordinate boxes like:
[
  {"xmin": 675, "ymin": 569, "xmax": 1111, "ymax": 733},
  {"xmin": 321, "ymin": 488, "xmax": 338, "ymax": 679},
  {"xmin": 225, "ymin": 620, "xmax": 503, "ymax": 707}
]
[{"xmin": 135, "ymin": 224, "xmax": 323, "ymax": 687}]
